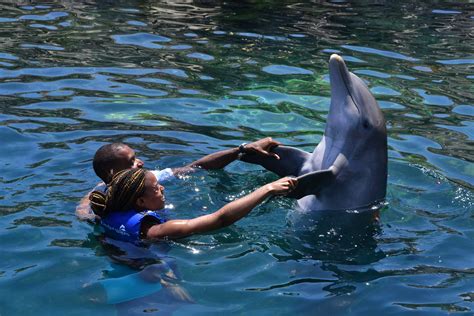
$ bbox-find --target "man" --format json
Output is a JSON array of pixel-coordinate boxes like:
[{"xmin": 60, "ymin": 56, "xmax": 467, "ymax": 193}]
[{"xmin": 76, "ymin": 137, "xmax": 281, "ymax": 220}]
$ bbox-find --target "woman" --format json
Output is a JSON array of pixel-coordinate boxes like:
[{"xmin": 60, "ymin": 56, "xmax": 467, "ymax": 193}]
[{"xmin": 90, "ymin": 168, "xmax": 297, "ymax": 243}]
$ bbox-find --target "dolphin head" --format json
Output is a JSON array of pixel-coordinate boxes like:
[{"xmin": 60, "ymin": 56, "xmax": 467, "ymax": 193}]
[
  {"xmin": 242, "ymin": 54, "xmax": 388, "ymax": 211},
  {"xmin": 309, "ymin": 54, "xmax": 388, "ymax": 209},
  {"xmin": 326, "ymin": 54, "xmax": 387, "ymax": 148}
]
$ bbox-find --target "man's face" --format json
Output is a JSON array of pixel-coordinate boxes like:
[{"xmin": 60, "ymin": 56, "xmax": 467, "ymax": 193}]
[{"xmin": 113, "ymin": 145, "xmax": 144, "ymax": 173}]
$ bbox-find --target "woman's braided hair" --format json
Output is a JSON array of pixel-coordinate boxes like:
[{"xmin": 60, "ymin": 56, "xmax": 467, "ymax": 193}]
[{"xmin": 89, "ymin": 168, "xmax": 147, "ymax": 218}]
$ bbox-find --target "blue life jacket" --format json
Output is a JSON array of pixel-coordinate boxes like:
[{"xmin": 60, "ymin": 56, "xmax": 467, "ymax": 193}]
[{"xmin": 100, "ymin": 209, "xmax": 167, "ymax": 245}]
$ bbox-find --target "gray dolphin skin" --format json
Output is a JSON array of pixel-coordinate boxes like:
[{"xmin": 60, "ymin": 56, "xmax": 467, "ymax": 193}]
[{"xmin": 242, "ymin": 54, "xmax": 387, "ymax": 211}]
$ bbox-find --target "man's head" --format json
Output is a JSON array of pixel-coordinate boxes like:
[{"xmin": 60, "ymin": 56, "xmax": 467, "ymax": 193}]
[{"xmin": 93, "ymin": 143, "xmax": 144, "ymax": 183}]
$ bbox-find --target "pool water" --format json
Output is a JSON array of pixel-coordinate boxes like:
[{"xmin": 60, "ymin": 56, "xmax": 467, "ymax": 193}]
[{"xmin": 0, "ymin": 1, "xmax": 473, "ymax": 315}]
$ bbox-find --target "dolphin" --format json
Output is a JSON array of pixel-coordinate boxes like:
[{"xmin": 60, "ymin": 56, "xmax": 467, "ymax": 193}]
[{"xmin": 242, "ymin": 54, "xmax": 387, "ymax": 211}]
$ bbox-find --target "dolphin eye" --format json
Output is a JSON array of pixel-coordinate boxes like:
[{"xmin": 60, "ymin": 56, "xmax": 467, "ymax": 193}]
[{"xmin": 362, "ymin": 119, "xmax": 370, "ymax": 129}]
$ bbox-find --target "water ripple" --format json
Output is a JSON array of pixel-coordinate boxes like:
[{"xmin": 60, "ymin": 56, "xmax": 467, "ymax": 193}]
[
  {"xmin": 432, "ymin": 9, "xmax": 462, "ymax": 15},
  {"xmin": 412, "ymin": 88, "xmax": 454, "ymax": 106},
  {"xmin": 0, "ymin": 17, "xmax": 17, "ymax": 23},
  {"xmin": 29, "ymin": 24, "xmax": 58, "ymax": 30},
  {"xmin": 262, "ymin": 65, "xmax": 313, "ymax": 75},
  {"xmin": 111, "ymin": 33, "xmax": 172, "ymax": 48},
  {"xmin": 342, "ymin": 45, "xmax": 419, "ymax": 62},
  {"xmin": 436, "ymin": 59, "xmax": 474, "ymax": 65},
  {"xmin": 20, "ymin": 43, "xmax": 64, "ymax": 51},
  {"xmin": 186, "ymin": 52, "xmax": 214, "ymax": 61},
  {"xmin": 19, "ymin": 12, "xmax": 69, "ymax": 21}
]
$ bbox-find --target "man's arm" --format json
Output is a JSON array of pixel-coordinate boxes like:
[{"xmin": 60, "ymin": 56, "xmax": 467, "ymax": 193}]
[
  {"xmin": 75, "ymin": 192, "xmax": 97, "ymax": 221},
  {"xmin": 75, "ymin": 182, "xmax": 104, "ymax": 222},
  {"xmin": 171, "ymin": 137, "xmax": 281, "ymax": 176}
]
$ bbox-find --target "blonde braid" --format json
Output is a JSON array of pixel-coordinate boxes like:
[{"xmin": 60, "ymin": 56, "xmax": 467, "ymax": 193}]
[{"xmin": 89, "ymin": 190, "xmax": 108, "ymax": 218}]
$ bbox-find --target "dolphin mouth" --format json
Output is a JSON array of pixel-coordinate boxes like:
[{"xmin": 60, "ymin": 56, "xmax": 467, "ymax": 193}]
[{"xmin": 329, "ymin": 54, "xmax": 361, "ymax": 115}]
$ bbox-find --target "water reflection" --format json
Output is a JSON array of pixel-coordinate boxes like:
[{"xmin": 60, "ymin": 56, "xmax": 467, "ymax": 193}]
[{"xmin": 283, "ymin": 207, "xmax": 384, "ymax": 264}]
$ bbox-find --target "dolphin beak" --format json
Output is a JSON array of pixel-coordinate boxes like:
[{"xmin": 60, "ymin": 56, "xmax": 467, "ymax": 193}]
[
  {"xmin": 328, "ymin": 54, "xmax": 360, "ymax": 115},
  {"xmin": 329, "ymin": 54, "xmax": 352, "ymax": 97}
]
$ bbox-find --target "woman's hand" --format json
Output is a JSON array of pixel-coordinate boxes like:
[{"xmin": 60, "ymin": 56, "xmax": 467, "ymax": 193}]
[{"xmin": 266, "ymin": 177, "xmax": 298, "ymax": 196}]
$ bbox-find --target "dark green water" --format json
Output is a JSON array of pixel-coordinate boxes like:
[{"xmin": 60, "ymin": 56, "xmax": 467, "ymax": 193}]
[{"xmin": 0, "ymin": 1, "xmax": 473, "ymax": 315}]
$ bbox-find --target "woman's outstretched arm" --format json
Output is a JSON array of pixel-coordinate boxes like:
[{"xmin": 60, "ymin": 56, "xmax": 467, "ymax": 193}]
[{"xmin": 143, "ymin": 177, "xmax": 297, "ymax": 240}]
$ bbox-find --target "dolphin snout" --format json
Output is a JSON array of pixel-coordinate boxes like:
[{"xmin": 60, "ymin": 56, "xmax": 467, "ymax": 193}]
[
  {"xmin": 329, "ymin": 54, "xmax": 349, "ymax": 79},
  {"xmin": 330, "ymin": 54, "xmax": 344, "ymax": 63},
  {"xmin": 329, "ymin": 54, "xmax": 352, "ymax": 99}
]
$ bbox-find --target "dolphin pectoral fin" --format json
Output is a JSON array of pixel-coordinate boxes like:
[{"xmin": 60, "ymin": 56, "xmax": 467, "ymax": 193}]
[
  {"xmin": 286, "ymin": 153, "xmax": 348, "ymax": 199},
  {"xmin": 286, "ymin": 169, "xmax": 333, "ymax": 199},
  {"xmin": 240, "ymin": 146, "xmax": 310, "ymax": 177}
]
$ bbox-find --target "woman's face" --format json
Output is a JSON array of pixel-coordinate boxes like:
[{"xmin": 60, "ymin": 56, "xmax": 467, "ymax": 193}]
[{"xmin": 136, "ymin": 171, "xmax": 165, "ymax": 210}]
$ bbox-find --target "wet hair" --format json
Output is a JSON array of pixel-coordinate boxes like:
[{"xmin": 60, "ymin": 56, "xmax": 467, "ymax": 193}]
[
  {"xmin": 89, "ymin": 168, "xmax": 146, "ymax": 218},
  {"xmin": 93, "ymin": 143, "xmax": 129, "ymax": 183}
]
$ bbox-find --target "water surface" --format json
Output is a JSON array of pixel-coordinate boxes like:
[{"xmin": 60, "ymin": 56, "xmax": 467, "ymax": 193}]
[{"xmin": 0, "ymin": 1, "xmax": 473, "ymax": 315}]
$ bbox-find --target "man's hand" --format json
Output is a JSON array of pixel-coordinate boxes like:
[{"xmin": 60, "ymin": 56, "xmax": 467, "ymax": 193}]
[{"xmin": 243, "ymin": 137, "xmax": 281, "ymax": 159}]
